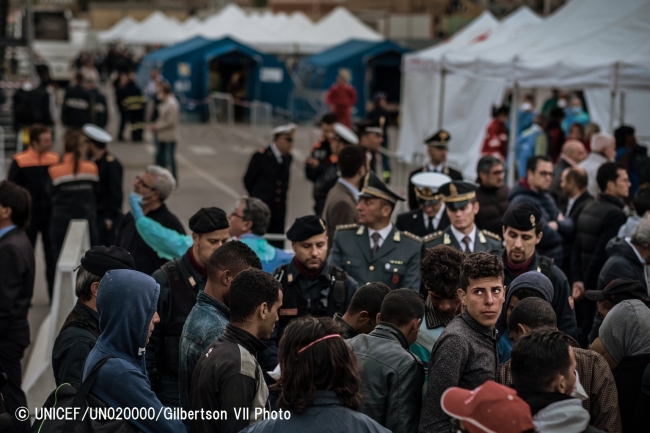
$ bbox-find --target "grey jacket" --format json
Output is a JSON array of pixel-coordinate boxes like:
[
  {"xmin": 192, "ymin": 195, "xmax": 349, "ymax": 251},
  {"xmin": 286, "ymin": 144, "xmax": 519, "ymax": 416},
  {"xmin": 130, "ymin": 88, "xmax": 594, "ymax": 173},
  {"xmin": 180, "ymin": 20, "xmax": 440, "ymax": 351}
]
[
  {"xmin": 348, "ymin": 323, "xmax": 424, "ymax": 433},
  {"xmin": 419, "ymin": 310, "xmax": 499, "ymax": 433}
]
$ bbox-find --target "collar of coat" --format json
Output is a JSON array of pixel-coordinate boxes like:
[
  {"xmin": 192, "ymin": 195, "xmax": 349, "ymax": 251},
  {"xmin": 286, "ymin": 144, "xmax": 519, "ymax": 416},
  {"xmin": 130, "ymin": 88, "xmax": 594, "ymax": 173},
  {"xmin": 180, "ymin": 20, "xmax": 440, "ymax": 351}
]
[
  {"xmin": 369, "ymin": 322, "xmax": 410, "ymax": 350},
  {"xmin": 460, "ymin": 310, "xmax": 498, "ymax": 340}
]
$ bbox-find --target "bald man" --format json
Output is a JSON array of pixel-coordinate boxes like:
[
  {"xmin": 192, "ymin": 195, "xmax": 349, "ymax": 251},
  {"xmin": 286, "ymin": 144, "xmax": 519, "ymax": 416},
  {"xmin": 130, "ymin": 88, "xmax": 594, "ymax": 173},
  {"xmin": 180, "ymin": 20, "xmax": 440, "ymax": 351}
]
[
  {"xmin": 579, "ymin": 133, "xmax": 617, "ymax": 197},
  {"xmin": 550, "ymin": 139, "xmax": 588, "ymax": 208}
]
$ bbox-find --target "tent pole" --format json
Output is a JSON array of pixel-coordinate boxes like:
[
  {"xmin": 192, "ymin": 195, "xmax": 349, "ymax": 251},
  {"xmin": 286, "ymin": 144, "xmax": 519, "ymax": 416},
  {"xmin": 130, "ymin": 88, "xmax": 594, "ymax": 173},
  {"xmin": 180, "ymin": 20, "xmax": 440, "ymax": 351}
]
[
  {"xmin": 507, "ymin": 82, "xmax": 519, "ymax": 188},
  {"xmin": 437, "ymin": 68, "xmax": 446, "ymax": 129},
  {"xmin": 619, "ymin": 91, "xmax": 626, "ymax": 126},
  {"xmin": 609, "ymin": 62, "xmax": 620, "ymax": 132}
]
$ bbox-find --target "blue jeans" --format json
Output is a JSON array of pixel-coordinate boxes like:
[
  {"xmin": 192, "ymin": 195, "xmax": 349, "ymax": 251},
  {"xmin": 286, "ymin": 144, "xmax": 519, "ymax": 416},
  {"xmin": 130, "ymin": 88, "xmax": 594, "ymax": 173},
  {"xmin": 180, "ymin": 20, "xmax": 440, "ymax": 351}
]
[{"xmin": 155, "ymin": 141, "xmax": 177, "ymax": 180}]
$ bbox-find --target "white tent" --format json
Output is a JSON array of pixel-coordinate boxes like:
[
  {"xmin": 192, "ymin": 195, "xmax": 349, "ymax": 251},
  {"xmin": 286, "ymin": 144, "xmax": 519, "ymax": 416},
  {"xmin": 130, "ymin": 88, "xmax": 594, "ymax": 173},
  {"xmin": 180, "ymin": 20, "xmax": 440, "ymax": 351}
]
[
  {"xmin": 122, "ymin": 11, "xmax": 184, "ymax": 45},
  {"xmin": 190, "ymin": 4, "xmax": 271, "ymax": 44},
  {"xmin": 297, "ymin": 7, "xmax": 383, "ymax": 54},
  {"xmin": 97, "ymin": 16, "xmax": 138, "ymax": 43},
  {"xmin": 397, "ymin": 10, "xmax": 514, "ymax": 177}
]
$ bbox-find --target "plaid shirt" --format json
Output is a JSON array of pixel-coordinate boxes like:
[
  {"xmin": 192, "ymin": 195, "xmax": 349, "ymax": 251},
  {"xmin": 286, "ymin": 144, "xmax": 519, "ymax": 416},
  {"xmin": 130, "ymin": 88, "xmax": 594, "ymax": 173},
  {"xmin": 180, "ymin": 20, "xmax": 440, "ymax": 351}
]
[{"xmin": 498, "ymin": 338, "xmax": 622, "ymax": 433}]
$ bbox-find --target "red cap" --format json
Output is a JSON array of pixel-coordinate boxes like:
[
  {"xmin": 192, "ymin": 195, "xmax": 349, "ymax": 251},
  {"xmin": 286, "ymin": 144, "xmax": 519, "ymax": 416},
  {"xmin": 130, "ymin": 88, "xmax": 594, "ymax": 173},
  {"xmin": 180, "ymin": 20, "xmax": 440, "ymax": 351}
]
[{"xmin": 441, "ymin": 381, "xmax": 535, "ymax": 433}]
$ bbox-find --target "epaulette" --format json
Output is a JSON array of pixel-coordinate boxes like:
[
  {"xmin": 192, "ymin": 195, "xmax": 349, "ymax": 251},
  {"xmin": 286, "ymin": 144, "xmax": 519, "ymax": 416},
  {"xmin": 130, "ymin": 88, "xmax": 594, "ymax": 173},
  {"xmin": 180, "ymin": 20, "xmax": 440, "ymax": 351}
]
[
  {"xmin": 106, "ymin": 154, "xmax": 115, "ymax": 162},
  {"xmin": 335, "ymin": 223, "xmax": 358, "ymax": 231},
  {"xmin": 401, "ymin": 231, "xmax": 422, "ymax": 243},
  {"xmin": 258, "ymin": 148, "xmax": 266, "ymax": 153},
  {"xmin": 481, "ymin": 229, "xmax": 501, "ymax": 241},
  {"xmin": 422, "ymin": 231, "xmax": 444, "ymax": 243}
]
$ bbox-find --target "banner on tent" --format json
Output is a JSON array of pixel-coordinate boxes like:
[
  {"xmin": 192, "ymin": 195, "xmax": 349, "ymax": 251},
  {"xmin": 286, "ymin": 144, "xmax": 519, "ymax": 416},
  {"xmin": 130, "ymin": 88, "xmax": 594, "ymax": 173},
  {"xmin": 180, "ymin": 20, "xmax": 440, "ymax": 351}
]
[{"xmin": 403, "ymin": 57, "xmax": 443, "ymax": 73}]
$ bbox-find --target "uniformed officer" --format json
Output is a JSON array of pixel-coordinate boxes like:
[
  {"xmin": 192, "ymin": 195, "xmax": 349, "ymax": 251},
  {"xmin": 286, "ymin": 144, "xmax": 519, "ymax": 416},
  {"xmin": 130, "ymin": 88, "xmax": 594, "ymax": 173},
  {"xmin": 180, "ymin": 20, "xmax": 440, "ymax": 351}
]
[
  {"xmin": 423, "ymin": 180, "xmax": 502, "ymax": 254},
  {"xmin": 356, "ymin": 120, "xmax": 385, "ymax": 178},
  {"xmin": 260, "ymin": 215, "xmax": 359, "ymax": 374},
  {"xmin": 408, "ymin": 129, "xmax": 463, "ymax": 209},
  {"xmin": 396, "ymin": 172, "xmax": 452, "ymax": 237},
  {"xmin": 61, "ymin": 72, "xmax": 90, "ymax": 129},
  {"xmin": 243, "ymin": 123, "xmax": 296, "ymax": 248},
  {"xmin": 147, "ymin": 207, "xmax": 231, "ymax": 407},
  {"xmin": 83, "ymin": 124, "xmax": 123, "ymax": 246},
  {"xmin": 330, "ymin": 171, "xmax": 422, "ymax": 292}
]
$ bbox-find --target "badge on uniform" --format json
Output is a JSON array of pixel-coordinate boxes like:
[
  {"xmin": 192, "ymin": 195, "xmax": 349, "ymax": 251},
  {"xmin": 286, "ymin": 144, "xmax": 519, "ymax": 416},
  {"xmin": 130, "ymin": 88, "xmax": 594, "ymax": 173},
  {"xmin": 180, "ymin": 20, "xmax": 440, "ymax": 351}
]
[
  {"xmin": 279, "ymin": 308, "xmax": 298, "ymax": 316},
  {"xmin": 392, "ymin": 275, "xmax": 400, "ymax": 285}
]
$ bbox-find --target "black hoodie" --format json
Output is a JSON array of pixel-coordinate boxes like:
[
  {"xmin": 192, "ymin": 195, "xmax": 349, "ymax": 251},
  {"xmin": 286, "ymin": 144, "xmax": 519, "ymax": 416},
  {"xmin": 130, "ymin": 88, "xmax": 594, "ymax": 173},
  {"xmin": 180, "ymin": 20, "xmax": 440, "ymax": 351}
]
[{"xmin": 597, "ymin": 237, "xmax": 646, "ymax": 292}]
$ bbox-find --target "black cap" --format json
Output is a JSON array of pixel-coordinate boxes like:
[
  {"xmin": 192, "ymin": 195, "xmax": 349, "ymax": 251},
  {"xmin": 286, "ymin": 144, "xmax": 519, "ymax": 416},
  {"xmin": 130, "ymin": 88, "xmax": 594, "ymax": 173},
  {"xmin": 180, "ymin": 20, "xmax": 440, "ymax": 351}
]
[
  {"xmin": 286, "ymin": 215, "xmax": 327, "ymax": 242},
  {"xmin": 359, "ymin": 171, "xmax": 404, "ymax": 205},
  {"xmin": 424, "ymin": 129, "xmax": 451, "ymax": 147},
  {"xmin": 356, "ymin": 120, "xmax": 383, "ymax": 136},
  {"xmin": 189, "ymin": 207, "xmax": 229, "ymax": 234},
  {"xmin": 439, "ymin": 181, "xmax": 477, "ymax": 210},
  {"xmin": 502, "ymin": 203, "xmax": 542, "ymax": 231},
  {"xmin": 585, "ymin": 278, "xmax": 650, "ymax": 303},
  {"xmin": 80, "ymin": 246, "xmax": 135, "ymax": 277}
]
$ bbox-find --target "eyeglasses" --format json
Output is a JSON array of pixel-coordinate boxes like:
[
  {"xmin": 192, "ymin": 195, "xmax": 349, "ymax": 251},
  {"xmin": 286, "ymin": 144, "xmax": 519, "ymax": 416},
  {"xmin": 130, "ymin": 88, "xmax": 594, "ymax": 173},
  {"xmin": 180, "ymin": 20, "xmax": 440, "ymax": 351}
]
[
  {"xmin": 283, "ymin": 137, "xmax": 294, "ymax": 143},
  {"xmin": 135, "ymin": 176, "xmax": 155, "ymax": 190},
  {"xmin": 229, "ymin": 212, "xmax": 247, "ymax": 220},
  {"xmin": 537, "ymin": 171, "xmax": 553, "ymax": 177}
]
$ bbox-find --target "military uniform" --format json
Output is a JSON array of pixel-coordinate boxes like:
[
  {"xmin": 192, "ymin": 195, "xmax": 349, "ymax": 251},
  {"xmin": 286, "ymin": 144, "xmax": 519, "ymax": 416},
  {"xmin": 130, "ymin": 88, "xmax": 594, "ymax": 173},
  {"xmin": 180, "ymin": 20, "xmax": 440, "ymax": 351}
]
[
  {"xmin": 397, "ymin": 172, "xmax": 452, "ymax": 237},
  {"xmin": 330, "ymin": 224, "xmax": 422, "ymax": 291},
  {"xmin": 423, "ymin": 227, "xmax": 502, "ymax": 254},
  {"xmin": 396, "ymin": 208, "xmax": 450, "ymax": 237},
  {"xmin": 408, "ymin": 129, "xmax": 463, "ymax": 210}
]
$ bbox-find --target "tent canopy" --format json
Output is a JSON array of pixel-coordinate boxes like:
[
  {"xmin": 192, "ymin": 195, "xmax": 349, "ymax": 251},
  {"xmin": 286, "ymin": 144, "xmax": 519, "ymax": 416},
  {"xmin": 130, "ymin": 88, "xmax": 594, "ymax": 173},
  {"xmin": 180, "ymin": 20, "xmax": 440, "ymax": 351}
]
[
  {"xmin": 137, "ymin": 36, "xmax": 293, "ymax": 117},
  {"xmin": 122, "ymin": 11, "xmax": 183, "ymax": 45},
  {"xmin": 297, "ymin": 39, "xmax": 409, "ymax": 118},
  {"xmin": 97, "ymin": 16, "xmax": 138, "ymax": 43},
  {"xmin": 443, "ymin": 0, "xmax": 650, "ymax": 90}
]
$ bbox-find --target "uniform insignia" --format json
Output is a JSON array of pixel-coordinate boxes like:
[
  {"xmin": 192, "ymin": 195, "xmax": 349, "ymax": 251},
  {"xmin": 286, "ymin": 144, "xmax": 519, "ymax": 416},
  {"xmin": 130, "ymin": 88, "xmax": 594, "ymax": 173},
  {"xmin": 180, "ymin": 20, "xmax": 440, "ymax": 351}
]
[
  {"xmin": 422, "ymin": 231, "xmax": 443, "ymax": 243},
  {"xmin": 319, "ymin": 219, "xmax": 326, "ymax": 230},
  {"xmin": 412, "ymin": 213, "xmax": 417, "ymax": 219},
  {"xmin": 287, "ymin": 274, "xmax": 293, "ymax": 283},
  {"xmin": 401, "ymin": 231, "xmax": 423, "ymax": 243},
  {"xmin": 106, "ymin": 154, "xmax": 115, "ymax": 162},
  {"xmin": 389, "ymin": 260, "xmax": 404, "ymax": 265},
  {"xmin": 391, "ymin": 275, "xmax": 400, "ymax": 285},
  {"xmin": 478, "ymin": 231, "xmax": 486, "ymax": 244},
  {"xmin": 481, "ymin": 230, "xmax": 502, "ymax": 241},
  {"xmin": 439, "ymin": 131, "xmax": 448, "ymax": 141},
  {"xmin": 335, "ymin": 223, "xmax": 358, "ymax": 231},
  {"xmin": 443, "ymin": 233, "xmax": 451, "ymax": 245},
  {"xmin": 393, "ymin": 231, "xmax": 400, "ymax": 242},
  {"xmin": 356, "ymin": 226, "xmax": 365, "ymax": 235},
  {"xmin": 188, "ymin": 276, "xmax": 196, "ymax": 287},
  {"xmin": 530, "ymin": 214, "xmax": 536, "ymax": 227},
  {"xmin": 449, "ymin": 183, "xmax": 458, "ymax": 197}
]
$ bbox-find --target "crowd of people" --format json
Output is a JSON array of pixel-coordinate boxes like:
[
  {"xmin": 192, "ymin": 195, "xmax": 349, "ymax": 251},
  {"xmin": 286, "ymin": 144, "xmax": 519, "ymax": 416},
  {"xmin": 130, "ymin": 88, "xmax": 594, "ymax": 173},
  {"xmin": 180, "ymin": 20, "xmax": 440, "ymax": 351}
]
[{"xmin": 1, "ymin": 75, "xmax": 650, "ymax": 433}]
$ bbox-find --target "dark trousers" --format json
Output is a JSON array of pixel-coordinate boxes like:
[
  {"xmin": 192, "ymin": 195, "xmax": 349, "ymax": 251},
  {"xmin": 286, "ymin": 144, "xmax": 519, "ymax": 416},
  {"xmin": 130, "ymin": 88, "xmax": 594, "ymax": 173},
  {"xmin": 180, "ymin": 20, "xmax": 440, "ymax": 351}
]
[
  {"xmin": 575, "ymin": 298, "xmax": 596, "ymax": 348},
  {"xmin": 117, "ymin": 109, "xmax": 128, "ymax": 140},
  {"xmin": 25, "ymin": 213, "xmax": 55, "ymax": 298},
  {"xmin": 96, "ymin": 215, "xmax": 119, "ymax": 247},
  {"xmin": 267, "ymin": 218, "xmax": 285, "ymax": 249},
  {"xmin": 155, "ymin": 141, "xmax": 177, "ymax": 180},
  {"xmin": 0, "ymin": 340, "xmax": 29, "ymax": 433}
]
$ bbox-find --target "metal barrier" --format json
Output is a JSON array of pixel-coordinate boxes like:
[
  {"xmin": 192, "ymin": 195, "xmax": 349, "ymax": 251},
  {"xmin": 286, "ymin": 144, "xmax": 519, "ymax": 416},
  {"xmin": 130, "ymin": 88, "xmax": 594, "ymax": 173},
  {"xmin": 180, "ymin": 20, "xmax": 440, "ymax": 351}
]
[
  {"xmin": 209, "ymin": 92, "xmax": 235, "ymax": 127},
  {"xmin": 250, "ymin": 100, "xmax": 273, "ymax": 140},
  {"xmin": 23, "ymin": 220, "xmax": 90, "ymax": 411}
]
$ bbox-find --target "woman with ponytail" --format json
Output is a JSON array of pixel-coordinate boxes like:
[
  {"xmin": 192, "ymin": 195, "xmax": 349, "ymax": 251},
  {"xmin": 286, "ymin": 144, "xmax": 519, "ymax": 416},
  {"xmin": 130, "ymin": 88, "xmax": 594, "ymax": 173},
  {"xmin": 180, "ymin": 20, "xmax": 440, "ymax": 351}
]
[
  {"xmin": 241, "ymin": 317, "xmax": 390, "ymax": 433},
  {"xmin": 48, "ymin": 128, "xmax": 99, "ymax": 278}
]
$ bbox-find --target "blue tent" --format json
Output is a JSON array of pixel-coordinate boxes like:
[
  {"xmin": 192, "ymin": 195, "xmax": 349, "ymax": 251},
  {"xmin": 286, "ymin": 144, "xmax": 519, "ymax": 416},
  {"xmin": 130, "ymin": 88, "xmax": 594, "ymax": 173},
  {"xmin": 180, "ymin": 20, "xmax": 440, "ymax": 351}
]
[
  {"xmin": 137, "ymin": 36, "xmax": 293, "ymax": 119},
  {"xmin": 295, "ymin": 39, "xmax": 410, "ymax": 119}
]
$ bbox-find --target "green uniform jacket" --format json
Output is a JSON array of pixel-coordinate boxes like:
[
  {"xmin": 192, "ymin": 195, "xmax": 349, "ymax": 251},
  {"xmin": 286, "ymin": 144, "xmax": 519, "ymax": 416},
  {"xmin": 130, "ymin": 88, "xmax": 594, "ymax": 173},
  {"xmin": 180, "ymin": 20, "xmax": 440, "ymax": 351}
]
[
  {"xmin": 329, "ymin": 224, "xmax": 421, "ymax": 292},
  {"xmin": 422, "ymin": 226, "xmax": 503, "ymax": 254}
]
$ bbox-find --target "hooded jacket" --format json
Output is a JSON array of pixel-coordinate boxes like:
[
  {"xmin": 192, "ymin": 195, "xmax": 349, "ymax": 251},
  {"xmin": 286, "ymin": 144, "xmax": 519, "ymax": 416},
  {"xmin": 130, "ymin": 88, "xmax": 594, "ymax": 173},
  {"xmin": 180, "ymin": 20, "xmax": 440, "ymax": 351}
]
[
  {"xmin": 526, "ymin": 394, "xmax": 604, "ymax": 433},
  {"xmin": 497, "ymin": 271, "xmax": 554, "ymax": 334},
  {"xmin": 82, "ymin": 269, "xmax": 186, "ymax": 433},
  {"xmin": 597, "ymin": 238, "xmax": 646, "ymax": 291}
]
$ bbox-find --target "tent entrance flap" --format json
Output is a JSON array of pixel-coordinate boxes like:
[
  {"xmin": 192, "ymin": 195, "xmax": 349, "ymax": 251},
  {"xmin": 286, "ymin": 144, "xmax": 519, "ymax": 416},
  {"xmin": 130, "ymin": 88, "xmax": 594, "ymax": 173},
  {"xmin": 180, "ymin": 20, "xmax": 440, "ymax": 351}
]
[
  {"xmin": 366, "ymin": 51, "xmax": 403, "ymax": 104},
  {"xmin": 207, "ymin": 51, "xmax": 257, "ymax": 100}
]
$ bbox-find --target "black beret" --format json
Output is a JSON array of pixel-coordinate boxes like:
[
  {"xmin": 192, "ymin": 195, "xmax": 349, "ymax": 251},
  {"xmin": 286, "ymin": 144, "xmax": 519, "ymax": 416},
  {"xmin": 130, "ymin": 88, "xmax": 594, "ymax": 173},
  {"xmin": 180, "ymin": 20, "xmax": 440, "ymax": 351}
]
[
  {"xmin": 189, "ymin": 207, "xmax": 229, "ymax": 233},
  {"xmin": 286, "ymin": 215, "xmax": 327, "ymax": 242},
  {"xmin": 80, "ymin": 246, "xmax": 135, "ymax": 277},
  {"xmin": 502, "ymin": 202, "xmax": 542, "ymax": 231}
]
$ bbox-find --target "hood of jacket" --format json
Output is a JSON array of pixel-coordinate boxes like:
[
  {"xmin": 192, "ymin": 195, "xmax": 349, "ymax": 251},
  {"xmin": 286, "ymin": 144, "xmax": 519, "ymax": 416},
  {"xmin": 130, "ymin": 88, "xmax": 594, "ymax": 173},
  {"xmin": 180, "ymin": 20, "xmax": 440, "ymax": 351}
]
[
  {"xmin": 498, "ymin": 270, "xmax": 554, "ymax": 334},
  {"xmin": 606, "ymin": 237, "xmax": 642, "ymax": 264},
  {"xmin": 94, "ymin": 269, "xmax": 159, "ymax": 368},
  {"xmin": 533, "ymin": 398, "xmax": 590, "ymax": 433},
  {"xmin": 508, "ymin": 180, "xmax": 540, "ymax": 201},
  {"xmin": 600, "ymin": 299, "xmax": 650, "ymax": 364}
]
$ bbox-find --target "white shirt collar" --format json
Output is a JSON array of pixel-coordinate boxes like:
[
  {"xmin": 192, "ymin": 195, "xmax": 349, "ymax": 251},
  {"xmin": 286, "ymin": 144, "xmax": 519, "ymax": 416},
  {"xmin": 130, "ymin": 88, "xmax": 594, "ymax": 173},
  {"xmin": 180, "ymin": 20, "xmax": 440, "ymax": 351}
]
[
  {"xmin": 338, "ymin": 178, "xmax": 360, "ymax": 201},
  {"xmin": 626, "ymin": 237, "xmax": 646, "ymax": 265},
  {"xmin": 424, "ymin": 203, "xmax": 446, "ymax": 230},
  {"xmin": 270, "ymin": 143, "xmax": 283, "ymax": 163},
  {"xmin": 450, "ymin": 224, "xmax": 477, "ymax": 251},
  {"xmin": 428, "ymin": 162, "xmax": 445, "ymax": 172},
  {"xmin": 368, "ymin": 223, "xmax": 393, "ymax": 248}
]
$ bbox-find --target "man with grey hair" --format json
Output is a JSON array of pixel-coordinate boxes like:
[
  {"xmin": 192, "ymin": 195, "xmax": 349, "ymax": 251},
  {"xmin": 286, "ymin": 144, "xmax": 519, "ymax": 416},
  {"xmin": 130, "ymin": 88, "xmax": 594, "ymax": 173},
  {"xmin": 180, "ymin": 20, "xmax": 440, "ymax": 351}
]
[
  {"xmin": 228, "ymin": 196, "xmax": 292, "ymax": 273},
  {"xmin": 117, "ymin": 165, "xmax": 185, "ymax": 275},
  {"xmin": 475, "ymin": 155, "xmax": 509, "ymax": 235},
  {"xmin": 579, "ymin": 132, "xmax": 617, "ymax": 197}
]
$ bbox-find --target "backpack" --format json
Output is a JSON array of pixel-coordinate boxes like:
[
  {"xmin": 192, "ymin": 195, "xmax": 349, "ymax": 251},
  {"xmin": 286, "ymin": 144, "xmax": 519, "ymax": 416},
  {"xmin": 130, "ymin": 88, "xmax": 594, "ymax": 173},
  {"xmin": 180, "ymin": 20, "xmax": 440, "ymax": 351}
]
[{"xmin": 32, "ymin": 357, "xmax": 140, "ymax": 433}]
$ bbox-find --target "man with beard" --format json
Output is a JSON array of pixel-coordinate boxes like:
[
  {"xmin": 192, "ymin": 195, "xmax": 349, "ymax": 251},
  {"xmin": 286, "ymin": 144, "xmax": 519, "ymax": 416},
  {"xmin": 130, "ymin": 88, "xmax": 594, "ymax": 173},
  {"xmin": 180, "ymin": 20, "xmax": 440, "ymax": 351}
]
[
  {"xmin": 260, "ymin": 215, "xmax": 358, "ymax": 376},
  {"xmin": 499, "ymin": 203, "xmax": 577, "ymax": 343}
]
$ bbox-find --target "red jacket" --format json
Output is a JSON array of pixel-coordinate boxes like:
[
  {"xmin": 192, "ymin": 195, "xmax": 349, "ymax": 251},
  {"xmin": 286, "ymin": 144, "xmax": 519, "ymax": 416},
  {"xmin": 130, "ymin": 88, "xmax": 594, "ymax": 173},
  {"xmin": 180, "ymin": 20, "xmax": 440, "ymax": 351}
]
[
  {"xmin": 481, "ymin": 119, "xmax": 508, "ymax": 160},
  {"xmin": 326, "ymin": 83, "xmax": 357, "ymax": 127}
]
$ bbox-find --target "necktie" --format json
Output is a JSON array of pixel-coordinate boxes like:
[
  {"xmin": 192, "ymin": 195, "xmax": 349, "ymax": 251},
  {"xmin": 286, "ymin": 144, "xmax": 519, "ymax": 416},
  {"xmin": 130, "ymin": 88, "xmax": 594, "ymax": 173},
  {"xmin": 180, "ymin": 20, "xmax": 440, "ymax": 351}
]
[
  {"xmin": 371, "ymin": 232, "xmax": 381, "ymax": 257},
  {"xmin": 427, "ymin": 216, "xmax": 434, "ymax": 232},
  {"xmin": 462, "ymin": 236, "xmax": 472, "ymax": 253}
]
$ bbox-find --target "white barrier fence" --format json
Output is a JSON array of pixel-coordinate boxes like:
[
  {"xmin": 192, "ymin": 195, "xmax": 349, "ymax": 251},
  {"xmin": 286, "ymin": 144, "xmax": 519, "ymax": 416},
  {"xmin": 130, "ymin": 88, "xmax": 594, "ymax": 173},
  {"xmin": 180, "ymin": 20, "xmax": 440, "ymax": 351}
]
[{"xmin": 23, "ymin": 220, "xmax": 90, "ymax": 412}]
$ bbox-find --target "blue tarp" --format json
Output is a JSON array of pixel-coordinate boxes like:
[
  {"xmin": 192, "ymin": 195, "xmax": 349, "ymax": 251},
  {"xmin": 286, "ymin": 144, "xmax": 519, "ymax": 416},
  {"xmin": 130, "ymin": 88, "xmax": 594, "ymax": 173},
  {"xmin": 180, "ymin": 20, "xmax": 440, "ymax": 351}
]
[
  {"xmin": 296, "ymin": 39, "xmax": 410, "ymax": 119},
  {"xmin": 137, "ymin": 36, "xmax": 293, "ymax": 119}
]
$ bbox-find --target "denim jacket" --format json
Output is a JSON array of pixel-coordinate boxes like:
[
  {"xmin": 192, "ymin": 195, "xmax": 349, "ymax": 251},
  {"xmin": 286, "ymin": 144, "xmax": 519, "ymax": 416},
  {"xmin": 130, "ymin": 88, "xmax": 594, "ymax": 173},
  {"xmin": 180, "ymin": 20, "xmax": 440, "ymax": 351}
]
[{"xmin": 178, "ymin": 291, "xmax": 230, "ymax": 409}]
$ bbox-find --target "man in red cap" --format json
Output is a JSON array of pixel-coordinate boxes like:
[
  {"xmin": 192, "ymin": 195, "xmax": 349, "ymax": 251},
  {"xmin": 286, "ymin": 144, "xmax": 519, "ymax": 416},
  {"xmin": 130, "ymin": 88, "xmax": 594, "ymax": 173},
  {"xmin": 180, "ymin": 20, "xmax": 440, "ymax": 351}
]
[{"xmin": 440, "ymin": 380, "xmax": 534, "ymax": 433}]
